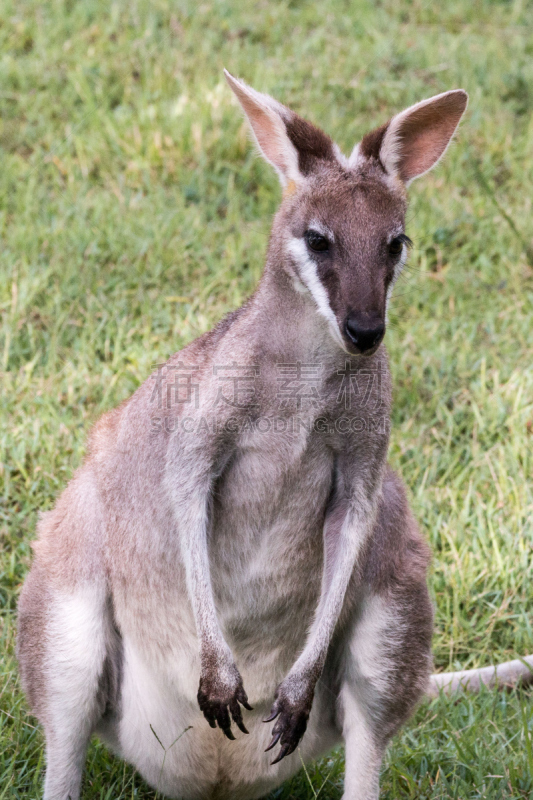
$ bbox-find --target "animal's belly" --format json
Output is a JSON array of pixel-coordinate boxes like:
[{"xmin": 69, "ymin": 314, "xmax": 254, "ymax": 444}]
[{"xmin": 111, "ymin": 635, "xmax": 339, "ymax": 800}]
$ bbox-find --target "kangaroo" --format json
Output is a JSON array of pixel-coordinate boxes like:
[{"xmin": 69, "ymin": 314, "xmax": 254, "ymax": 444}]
[{"xmin": 17, "ymin": 72, "xmax": 468, "ymax": 800}]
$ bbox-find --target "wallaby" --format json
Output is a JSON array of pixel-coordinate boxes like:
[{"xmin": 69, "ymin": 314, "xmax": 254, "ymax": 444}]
[{"xmin": 18, "ymin": 72, "xmax": 468, "ymax": 800}]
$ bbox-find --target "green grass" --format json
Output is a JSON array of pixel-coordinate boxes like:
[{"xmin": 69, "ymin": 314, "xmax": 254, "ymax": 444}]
[{"xmin": 1, "ymin": 0, "xmax": 533, "ymax": 796}]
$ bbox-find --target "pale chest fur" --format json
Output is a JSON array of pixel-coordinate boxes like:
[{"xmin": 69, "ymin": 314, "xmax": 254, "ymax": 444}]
[{"xmin": 210, "ymin": 420, "xmax": 334, "ymax": 682}]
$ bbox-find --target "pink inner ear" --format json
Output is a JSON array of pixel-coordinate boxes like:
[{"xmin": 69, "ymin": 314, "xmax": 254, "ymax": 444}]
[
  {"xmin": 232, "ymin": 91, "xmax": 291, "ymax": 176},
  {"xmin": 396, "ymin": 92, "xmax": 467, "ymax": 182}
]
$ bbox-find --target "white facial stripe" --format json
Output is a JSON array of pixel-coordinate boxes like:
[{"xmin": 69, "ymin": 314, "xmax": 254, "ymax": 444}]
[
  {"xmin": 287, "ymin": 238, "xmax": 347, "ymax": 351},
  {"xmin": 385, "ymin": 243, "xmax": 408, "ymax": 321},
  {"xmin": 397, "ymin": 242, "xmax": 408, "ymax": 274}
]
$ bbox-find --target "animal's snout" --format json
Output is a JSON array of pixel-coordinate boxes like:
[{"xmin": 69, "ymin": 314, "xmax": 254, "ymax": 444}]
[{"xmin": 344, "ymin": 313, "xmax": 385, "ymax": 354}]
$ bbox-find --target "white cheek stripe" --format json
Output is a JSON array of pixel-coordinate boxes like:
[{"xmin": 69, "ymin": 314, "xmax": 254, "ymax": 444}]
[
  {"xmin": 385, "ymin": 244, "xmax": 408, "ymax": 321},
  {"xmin": 287, "ymin": 238, "xmax": 347, "ymax": 351}
]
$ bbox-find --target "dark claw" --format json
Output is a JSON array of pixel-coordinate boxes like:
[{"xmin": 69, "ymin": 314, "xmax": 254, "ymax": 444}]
[
  {"xmin": 230, "ymin": 699, "xmax": 249, "ymax": 734},
  {"xmin": 217, "ymin": 705, "xmax": 234, "ymax": 738},
  {"xmin": 236, "ymin": 686, "xmax": 253, "ymax": 711},
  {"xmin": 235, "ymin": 719, "xmax": 249, "ymax": 735},
  {"xmin": 271, "ymin": 742, "xmax": 291, "ymax": 765},
  {"xmin": 263, "ymin": 708, "xmax": 280, "ymax": 724},
  {"xmin": 284, "ymin": 740, "xmax": 299, "ymax": 758},
  {"xmin": 265, "ymin": 730, "xmax": 282, "ymax": 752},
  {"xmin": 200, "ymin": 701, "xmax": 217, "ymax": 728}
]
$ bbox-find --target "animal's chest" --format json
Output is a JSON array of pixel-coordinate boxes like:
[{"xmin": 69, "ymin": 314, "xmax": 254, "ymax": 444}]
[{"xmin": 209, "ymin": 422, "xmax": 334, "ymax": 665}]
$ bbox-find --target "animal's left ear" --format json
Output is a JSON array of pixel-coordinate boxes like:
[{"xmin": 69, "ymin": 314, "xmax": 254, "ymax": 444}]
[{"xmin": 353, "ymin": 90, "xmax": 468, "ymax": 184}]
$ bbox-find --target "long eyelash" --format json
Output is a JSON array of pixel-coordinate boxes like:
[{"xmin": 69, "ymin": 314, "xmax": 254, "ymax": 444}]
[{"xmin": 398, "ymin": 233, "xmax": 413, "ymax": 248}]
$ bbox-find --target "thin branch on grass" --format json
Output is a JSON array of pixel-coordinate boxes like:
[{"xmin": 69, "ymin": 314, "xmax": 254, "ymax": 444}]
[
  {"xmin": 150, "ymin": 724, "xmax": 193, "ymax": 799},
  {"xmin": 471, "ymin": 158, "xmax": 533, "ymax": 266}
]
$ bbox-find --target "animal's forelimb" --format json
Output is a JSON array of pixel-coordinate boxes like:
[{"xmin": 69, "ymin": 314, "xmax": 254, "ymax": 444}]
[
  {"xmin": 264, "ymin": 485, "xmax": 378, "ymax": 764},
  {"xmin": 167, "ymin": 434, "xmax": 252, "ymax": 740},
  {"xmin": 428, "ymin": 654, "xmax": 533, "ymax": 697}
]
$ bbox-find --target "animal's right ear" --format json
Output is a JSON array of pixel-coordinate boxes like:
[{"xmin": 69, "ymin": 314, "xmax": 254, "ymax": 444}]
[{"xmin": 224, "ymin": 70, "xmax": 301, "ymax": 187}]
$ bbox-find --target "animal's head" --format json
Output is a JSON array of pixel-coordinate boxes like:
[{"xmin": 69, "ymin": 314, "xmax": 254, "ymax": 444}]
[{"xmin": 225, "ymin": 70, "xmax": 467, "ymax": 356}]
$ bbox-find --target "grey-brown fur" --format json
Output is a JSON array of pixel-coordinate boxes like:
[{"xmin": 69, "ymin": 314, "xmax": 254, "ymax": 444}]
[{"xmin": 17, "ymin": 73, "xmax": 467, "ymax": 799}]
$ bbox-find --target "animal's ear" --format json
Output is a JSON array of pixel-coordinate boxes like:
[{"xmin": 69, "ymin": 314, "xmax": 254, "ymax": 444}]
[
  {"xmin": 353, "ymin": 90, "xmax": 468, "ymax": 184},
  {"xmin": 224, "ymin": 69, "xmax": 335, "ymax": 187}
]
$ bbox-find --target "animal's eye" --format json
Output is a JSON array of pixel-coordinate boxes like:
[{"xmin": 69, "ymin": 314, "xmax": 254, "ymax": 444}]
[
  {"xmin": 305, "ymin": 230, "xmax": 329, "ymax": 252},
  {"xmin": 388, "ymin": 234, "xmax": 411, "ymax": 257},
  {"xmin": 388, "ymin": 237, "xmax": 404, "ymax": 256}
]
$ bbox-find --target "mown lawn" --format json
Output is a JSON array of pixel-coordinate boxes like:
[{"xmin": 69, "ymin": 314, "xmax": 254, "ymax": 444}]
[{"xmin": 1, "ymin": 0, "xmax": 532, "ymax": 796}]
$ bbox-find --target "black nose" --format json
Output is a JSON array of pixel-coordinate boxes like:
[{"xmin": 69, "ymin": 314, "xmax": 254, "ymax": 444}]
[{"xmin": 344, "ymin": 314, "xmax": 385, "ymax": 353}]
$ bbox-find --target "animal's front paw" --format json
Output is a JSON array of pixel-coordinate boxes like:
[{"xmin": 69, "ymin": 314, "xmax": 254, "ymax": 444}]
[
  {"xmin": 197, "ymin": 660, "xmax": 252, "ymax": 740},
  {"xmin": 263, "ymin": 675, "xmax": 315, "ymax": 764}
]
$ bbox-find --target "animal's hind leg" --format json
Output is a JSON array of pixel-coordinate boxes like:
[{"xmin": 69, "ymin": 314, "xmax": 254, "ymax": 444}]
[
  {"xmin": 338, "ymin": 586, "xmax": 432, "ymax": 799},
  {"xmin": 45, "ymin": 586, "xmax": 115, "ymax": 800},
  {"xmin": 338, "ymin": 685, "xmax": 382, "ymax": 800},
  {"xmin": 18, "ymin": 573, "xmax": 112, "ymax": 800},
  {"xmin": 336, "ymin": 469, "xmax": 433, "ymax": 799}
]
